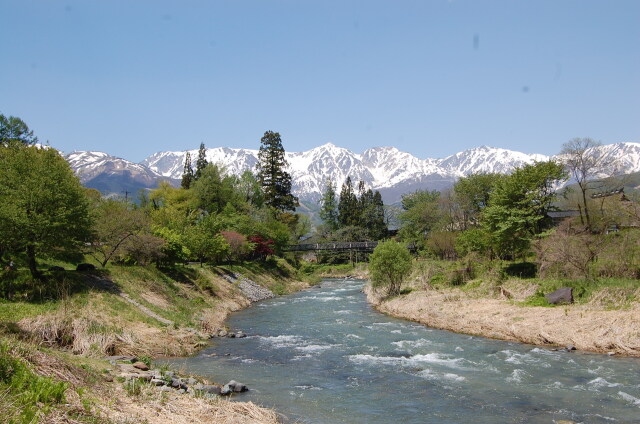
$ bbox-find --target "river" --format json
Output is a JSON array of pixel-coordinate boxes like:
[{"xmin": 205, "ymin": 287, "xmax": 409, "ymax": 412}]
[{"xmin": 175, "ymin": 279, "xmax": 640, "ymax": 423}]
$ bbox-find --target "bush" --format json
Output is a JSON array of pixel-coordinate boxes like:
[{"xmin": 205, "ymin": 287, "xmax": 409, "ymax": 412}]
[
  {"xmin": 503, "ymin": 262, "xmax": 537, "ymax": 279},
  {"xmin": 369, "ymin": 240, "xmax": 413, "ymax": 296}
]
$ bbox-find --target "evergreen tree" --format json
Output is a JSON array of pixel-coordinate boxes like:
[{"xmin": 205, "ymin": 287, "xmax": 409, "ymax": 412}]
[
  {"xmin": 194, "ymin": 143, "xmax": 208, "ymax": 181},
  {"xmin": 368, "ymin": 190, "xmax": 387, "ymax": 239},
  {"xmin": 0, "ymin": 113, "xmax": 38, "ymax": 147},
  {"xmin": 338, "ymin": 176, "xmax": 358, "ymax": 227},
  {"xmin": 181, "ymin": 151, "xmax": 194, "ymax": 189},
  {"xmin": 256, "ymin": 131, "xmax": 298, "ymax": 212},
  {"xmin": 319, "ymin": 179, "xmax": 339, "ymax": 231}
]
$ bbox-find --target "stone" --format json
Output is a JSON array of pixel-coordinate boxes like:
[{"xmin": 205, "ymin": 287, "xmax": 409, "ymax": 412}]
[
  {"xmin": 201, "ymin": 384, "xmax": 222, "ymax": 395},
  {"xmin": 132, "ymin": 361, "xmax": 150, "ymax": 371},
  {"xmin": 159, "ymin": 386, "xmax": 173, "ymax": 392},
  {"xmin": 236, "ymin": 332, "xmax": 247, "ymax": 338},
  {"xmin": 227, "ymin": 380, "xmax": 248, "ymax": 393},
  {"xmin": 49, "ymin": 265, "xmax": 65, "ymax": 271},
  {"xmin": 177, "ymin": 389, "xmax": 186, "ymax": 394},
  {"xmin": 221, "ymin": 384, "xmax": 232, "ymax": 395},
  {"xmin": 187, "ymin": 377, "xmax": 198, "ymax": 385},
  {"xmin": 150, "ymin": 378, "xmax": 166, "ymax": 386},
  {"xmin": 76, "ymin": 263, "xmax": 96, "ymax": 272},
  {"xmin": 565, "ymin": 345, "xmax": 576, "ymax": 351},
  {"xmin": 163, "ymin": 371, "xmax": 175, "ymax": 378},
  {"xmin": 545, "ymin": 287, "xmax": 573, "ymax": 305},
  {"xmin": 105, "ymin": 355, "xmax": 137, "ymax": 363},
  {"xmin": 218, "ymin": 330, "xmax": 228, "ymax": 338},
  {"xmin": 228, "ymin": 333, "xmax": 236, "ymax": 338},
  {"xmin": 171, "ymin": 378, "xmax": 187, "ymax": 390}
]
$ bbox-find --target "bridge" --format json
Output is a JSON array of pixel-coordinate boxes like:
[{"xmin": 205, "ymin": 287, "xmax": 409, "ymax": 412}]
[{"xmin": 284, "ymin": 241, "xmax": 416, "ymax": 252}]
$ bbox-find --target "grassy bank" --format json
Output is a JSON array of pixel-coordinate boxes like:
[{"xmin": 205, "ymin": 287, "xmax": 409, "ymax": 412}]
[
  {"xmin": 0, "ymin": 260, "xmax": 308, "ymax": 423},
  {"xmin": 367, "ymin": 258, "xmax": 640, "ymax": 356}
]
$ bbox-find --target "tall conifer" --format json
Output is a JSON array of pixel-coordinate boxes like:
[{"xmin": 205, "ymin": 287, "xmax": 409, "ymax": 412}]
[
  {"xmin": 181, "ymin": 152, "xmax": 194, "ymax": 189},
  {"xmin": 320, "ymin": 179, "xmax": 339, "ymax": 231},
  {"xmin": 194, "ymin": 143, "xmax": 208, "ymax": 181},
  {"xmin": 256, "ymin": 131, "xmax": 298, "ymax": 212}
]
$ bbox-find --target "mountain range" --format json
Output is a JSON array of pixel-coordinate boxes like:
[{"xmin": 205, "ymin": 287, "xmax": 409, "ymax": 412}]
[{"xmin": 64, "ymin": 142, "xmax": 640, "ymax": 204}]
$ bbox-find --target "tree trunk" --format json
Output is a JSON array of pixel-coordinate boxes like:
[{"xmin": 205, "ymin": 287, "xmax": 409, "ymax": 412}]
[
  {"xmin": 26, "ymin": 244, "xmax": 40, "ymax": 278},
  {"xmin": 581, "ymin": 188, "xmax": 591, "ymax": 231}
]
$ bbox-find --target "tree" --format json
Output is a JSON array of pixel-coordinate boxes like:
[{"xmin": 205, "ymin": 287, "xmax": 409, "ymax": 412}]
[
  {"xmin": 0, "ymin": 114, "xmax": 38, "ymax": 147},
  {"xmin": 482, "ymin": 161, "xmax": 566, "ymax": 258},
  {"xmin": 181, "ymin": 152, "xmax": 194, "ymax": 189},
  {"xmin": 454, "ymin": 173, "xmax": 504, "ymax": 229},
  {"xmin": 87, "ymin": 198, "xmax": 150, "ymax": 267},
  {"xmin": 361, "ymin": 190, "xmax": 387, "ymax": 240},
  {"xmin": 338, "ymin": 176, "xmax": 358, "ymax": 227},
  {"xmin": 369, "ymin": 240, "xmax": 413, "ymax": 297},
  {"xmin": 256, "ymin": 131, "xmax": 298, "ymax": 212},
  {"xmin": 319, "ymin": 179, "xmax": 339, "ymax": 231},
  {"xmin": 191, "ymin": 164, "xmax": 236, "ymax": 214},
  {"xmin": 560, "ymin": 137, "xmax": 615, "ymax": 231},
  {"xmin": 194, "ymin": 143, "xmax": 208, "ymax": 181},
  {"xmin": 0, "ymin": 146, "xmax": 91, "ymax": 277},
  {"xmin": 398, "ymin": 190, "xmax": 442, "ymax": 246}
]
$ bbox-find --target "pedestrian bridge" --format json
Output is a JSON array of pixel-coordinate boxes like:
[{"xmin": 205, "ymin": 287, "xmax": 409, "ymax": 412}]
[{"xmin": 284, "ymin": 241, "xmax": 416, "ymax": 252}]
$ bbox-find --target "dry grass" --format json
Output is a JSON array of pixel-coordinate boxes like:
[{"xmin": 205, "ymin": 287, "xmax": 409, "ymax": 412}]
[
  {"xmin": 96, "ymin": 380, "xmax": 280, "ymax": 424},
  {"xmin": 367, "ymin": 284, "xmax": 640, "ymax": 356}
]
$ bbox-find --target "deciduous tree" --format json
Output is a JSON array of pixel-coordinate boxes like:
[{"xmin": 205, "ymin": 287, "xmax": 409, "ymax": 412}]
[{"xmin": 369, "ymin": 240, "xmax": 413, "ymax": 297}]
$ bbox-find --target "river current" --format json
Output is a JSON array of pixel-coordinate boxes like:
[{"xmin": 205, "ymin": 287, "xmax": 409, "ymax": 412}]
[{"xmin": 176, "ymin": 279, "xmax": 640, "ymax": 423}]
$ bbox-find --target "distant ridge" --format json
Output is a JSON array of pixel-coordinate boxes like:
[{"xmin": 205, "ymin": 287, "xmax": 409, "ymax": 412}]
[{"xmin": 65, "ymin": 142, "xmax": 640, "ymax": 204}]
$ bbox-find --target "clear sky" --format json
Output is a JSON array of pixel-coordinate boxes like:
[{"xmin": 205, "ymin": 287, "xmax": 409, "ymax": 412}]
[{"xmin": 1, "ymin": 0, "xmax": 638, "ymax": 162}]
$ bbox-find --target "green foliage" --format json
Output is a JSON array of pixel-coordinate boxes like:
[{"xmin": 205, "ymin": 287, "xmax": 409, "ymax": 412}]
[
  {"xmin": 194, "ymin": 142, "xmax": 208, "ymax": 181},
  {"xmin": 181, "ymin": 151, "xmax": 194, "ymax": 189},
  {"xmin": 0, "ymin": 341, "xmax": 68, "ymax": 423},
  {"xmin": 482, "ymin": 160, "xmax": 567, "ymax": 259},
  {"xmin": 87, "ymin": 198, "xmax": 151, "ymax": 267},
  {"xmin": 320, "ymin": 179, "xmax": 339, "ymax": 231},
  {"xmin": 0, "ymin": 145, "xmax": 92, "ymax": 277},
  {"xmin": 453, "ymin": 173, "xmax": 504, "ymax": 229},
  {"xmin": 502, "ymin": 262, "xmax": 537, "ymax": 279},
  {"xmin": 338, "ymin": 176, "xmax": 358, "ymax": 227},
  {"xmin": 191, "ymin": 163, "xmax": 238, "ymax": 214},
  {"xmin": 398, "ymin": 190, "xmax": 441, "ymax": 246},
  {"xmin": 257, "ymin": 131, "xmax": 298, "ymax": 212},
  {"xmin": 369, "ymin": 240, "xmax": 413, "ymax": 296},
  {"xmin": 0, "ymin": 113, "xmax": 38, "ymax": 147}
]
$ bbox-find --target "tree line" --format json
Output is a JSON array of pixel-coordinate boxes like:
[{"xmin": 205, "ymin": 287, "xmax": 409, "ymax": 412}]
[{"xmin": 0, "ymin": 114, "xmax": 304, "ymax": 278}]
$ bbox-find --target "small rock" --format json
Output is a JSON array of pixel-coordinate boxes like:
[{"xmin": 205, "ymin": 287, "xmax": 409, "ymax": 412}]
[
  {"xmin": 607, "ymin": 351, "xmax": 616, "ymax": 356},
  {"xmin": 105, "ymin": 355, "xmax": 137, "ymax": 363},
  {"xmin": 159, "ymin": 386, "xmax": 173, "ymax": 392},
  {"xmin": 228, "ymin": 333, "xmax": 236, "ymax": 338},
  {"xmin": 150, "ymin": 378, "xmax": 166, "ymax": 386},
  {"xmin": 132, "ymin": 361, "xmax": 150, "ymax": 371},
  {"xmin": 177, "ymin": 389, "xmax": 186, "ymax": 394},
  {"xmin": 228, "ymin": 380, "xmax": 248, "ymax": 393},
  {"xmin": 187, "ymin": 377, "xmax": 198, "ymax": 385},
  {"xmin": 164, "ymin": 371, "xmax": 175, "ymax": 378},
  {"xmin": 236, "ymin": 332, "xmax": 247, "ymax": 339},
  {"xmin": 103, "ymin": 374, "xmax": 114, "ymax": 382},
  {"xmin": 171, "ymin": 378, "xmax": 187, "ymax": 390},
  {"xmin": 565, "ymin": 345, "xmax": 576, "ymax": 351},
  {"xmin": 218, "ymin": 330, "xmax": 228, "ymax": 338},
  {"xmin": 201, "ymin": 384, "xmax": 222, "ymax": 395},
  {"xmin": 221, "ymin": 384, "xmax": 232, "ymax": 395}
]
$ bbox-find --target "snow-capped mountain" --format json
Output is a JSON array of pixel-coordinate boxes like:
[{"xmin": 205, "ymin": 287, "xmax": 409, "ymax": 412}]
[
  {"xmin": 66, "ymin": 142, "xmax": 640, "ymax": 204},
  {"xmin": 65, "ymin": 151, "xmax": 173, "ymax": 195}
]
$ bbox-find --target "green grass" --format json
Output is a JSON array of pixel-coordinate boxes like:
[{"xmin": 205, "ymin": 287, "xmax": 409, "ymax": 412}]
[{"xmin": 0, "ymin": 340, "xmax": 68, "ymax": 423}]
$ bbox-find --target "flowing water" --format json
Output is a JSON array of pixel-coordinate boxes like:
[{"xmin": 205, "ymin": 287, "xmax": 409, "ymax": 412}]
[{"xmin": 176, "ymin": 279, "xmax": 640, "ymax": 423}]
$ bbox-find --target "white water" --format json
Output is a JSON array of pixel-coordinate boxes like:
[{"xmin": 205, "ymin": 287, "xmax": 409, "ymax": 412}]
[{"xmin": 175, "ymin": 279, "xmax": 640, "ymax": 423}]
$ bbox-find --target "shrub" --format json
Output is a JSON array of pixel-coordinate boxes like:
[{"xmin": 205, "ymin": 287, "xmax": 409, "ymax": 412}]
[
  {"xmin": 503, "ymin": 262, "xmax": 537, "ymax": 279},
  {"xmin": 369, "ymin": 240, "xmax": 413, "ymax": 296}
]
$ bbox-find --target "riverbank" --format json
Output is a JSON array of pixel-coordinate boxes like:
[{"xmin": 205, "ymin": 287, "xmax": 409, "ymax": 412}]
[
  {"xmin": 365, "ymin": 280, "xmax": 640, "ymax": 357},
  {"xmin": 0, "ymin": 262, "xmax": 309, "ymax": 423}
]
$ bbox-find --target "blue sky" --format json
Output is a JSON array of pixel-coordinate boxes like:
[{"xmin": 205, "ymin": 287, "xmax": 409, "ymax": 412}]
[{"xmin": 1, "ymin": 0, "xmax": 638, "ymax": 162}]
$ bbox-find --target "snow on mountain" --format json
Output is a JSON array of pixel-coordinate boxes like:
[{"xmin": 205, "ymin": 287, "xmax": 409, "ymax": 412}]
[
  {"xmin": 65, "ymin": 151, "xmax": 165, "ymax": 194},
  {"xmin": 66, "ymin": 142, "xmax": 640, "ymax": 204}
]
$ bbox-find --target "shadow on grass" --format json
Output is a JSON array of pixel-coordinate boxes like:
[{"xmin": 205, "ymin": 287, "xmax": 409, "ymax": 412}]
[{"xmin": 0, "ymin": 268, "xmax": 123, "ymax": 303}]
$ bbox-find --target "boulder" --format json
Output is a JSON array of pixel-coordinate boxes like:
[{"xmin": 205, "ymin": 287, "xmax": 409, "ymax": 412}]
[
  {"xmin": 150, "ymin": 378, "xmax": 166, "ymax": 386},
  {"xmin": 236, "ymin": 332, "xmax": 247, "ymax": 338},
  {"xmin": 545, "ymin": 287, "xmax": 573, "ymax": 305},
  {"xmin": 49, "ymin": 265, "xmax": 65, "ymax": 271},
  {"xmin": 76, "ymin": 263, "xmax": 96, "ymax": 272},
  {"xmin": 186, "ymin": 377, "xmax": 198, "ymax": 385},
  {"xmin": 221, "ymin": 384, "xmax": 232, "ymax": 395},
  {"xmin": 171, "ymin": 378, "xmax": 187, "ymax": 390}
]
